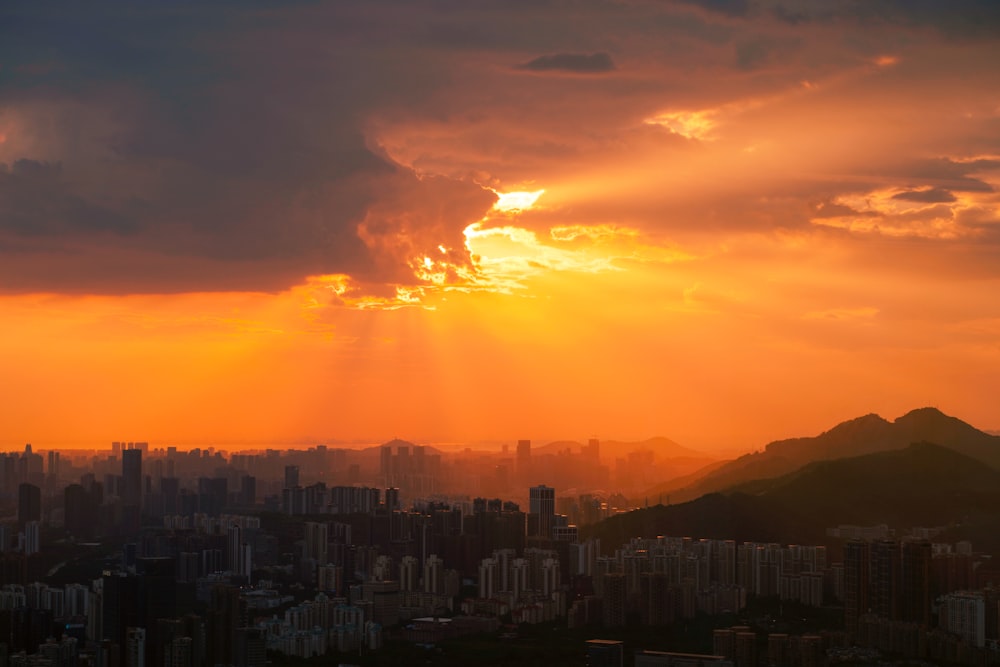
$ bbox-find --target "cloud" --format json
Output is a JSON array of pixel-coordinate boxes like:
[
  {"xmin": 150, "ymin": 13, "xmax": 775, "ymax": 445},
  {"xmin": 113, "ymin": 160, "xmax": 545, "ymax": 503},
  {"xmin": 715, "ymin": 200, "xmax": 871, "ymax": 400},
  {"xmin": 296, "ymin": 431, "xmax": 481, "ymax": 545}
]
[
  {"xmin": 891, "ymin": 188, "xmax": 957, "ymax": 203},
  {"xmin": 0, "ymin": 2, "xmax": 495, "ymax": 295},
  {"xmin": 1, "ymin": 0, "xmax": 999, "ymax": 300},
  {"xmin": 0, "ymin": 160, "xmax": 139, "ymax": 236},
  {"xmin": 768, "ymin": 0, "xmax": 1000, "ymax": 38},
  {"xmin": 677, "ymin": 0, "xmax": 751, "ymax": 18},
  {"xmin": 515, "ymin": 52, "xmax": 615, "ymax": 74}
]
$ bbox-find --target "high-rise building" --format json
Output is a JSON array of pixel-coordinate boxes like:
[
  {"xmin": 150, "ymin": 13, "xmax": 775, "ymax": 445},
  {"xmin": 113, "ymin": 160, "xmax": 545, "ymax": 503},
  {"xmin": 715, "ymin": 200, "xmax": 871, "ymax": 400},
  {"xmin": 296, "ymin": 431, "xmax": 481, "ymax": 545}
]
[
  {"xmin": 65, "ymin": 483, "xmax": 102, "ymax": 540},
  {"xmin": 479, "ymin": 557, "xmax": 498, "ymax": 599},
  {"xmin": 226, "ymin": 525, "xmax": 243, "ymax": 573},
  {"xmin": 542, "ymin": 557, "xmax": 560, "ymax": 596},
  {"xmin": 17, "ymin": 483, "xmax": 41, "ymax": 530},
  {"xmin": 207, "ymin": 585, "xmax": 243, "ymax": 667},
  {"xmin": 511, "ymin": 558, "xmax": 529, "ymax": 599},
  {"xmin": 902, "ymin": 540, "xmax": 932, "ymax": 626},
  {"xmin": 304, "ymin": 522, "xmax": 328, "ymax": 565},
  {"xmin": 23, "ymin": 521, "xmax": 40, "ymax": 555},
  {"xmin": 240, "ymin": 476, "xmax": 256, "ymax": 506},
  {"xmin": 602, "ymin": 573, "xmax": 626, "ymax": 627},
  {"xmin": 46, "ymin": 451, "xmax": 60, "ymax": 479},
  {"xmin": 384, "ymin": 487, "xmax": 399, "ymax": 512},
  {"xmin": 941, "ymin": 591, "xmax": 986, "ymax": 648},
  {"xmin": 872, "ymin": 540, "xmax": 900, "ymax": 619},
  {"xmin": 423, "ymin": 554, "xmax": 444, "ymax": 595},
  {"xmin": 734, "ymin": 631, "xmax": 757, "ymax": 667},
  {"xmin": 283, "ymin": 465, "xmax": 299, "ymax": 489},
  {"xmin": 529, "ymin": 485, "xmax": 555, "ymax": 538},
  {"xmin": 517, "ymin": 440, "xmax": 531, "ymax": 475},
  {"xmin": 125, "ymin": 627, "xmax": 146, "ymax": 667},
  {"xmin": 380, "ymin": 446, "xmax": 392, "ymax": 484},
  {"xmin": 844, "ymin": 541, "xmax": 870, "ymax": 635},
  {"xmin": 122, "ymin": 449, "xmax": 143, "ymax": 527},
  {"xmin": 399, "ymin": 556, "xmax": 418, "ymax": 592},
  {"xmin": 233, "ymin": 627, "xmax": 266, "ymax": 667}
]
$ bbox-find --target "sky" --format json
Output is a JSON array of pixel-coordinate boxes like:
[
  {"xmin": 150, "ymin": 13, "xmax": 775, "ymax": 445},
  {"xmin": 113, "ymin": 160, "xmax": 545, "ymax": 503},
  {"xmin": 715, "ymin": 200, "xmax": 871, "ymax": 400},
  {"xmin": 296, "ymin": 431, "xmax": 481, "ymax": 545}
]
[{"xmin": 2, "ymin": 1, "xmax": 999, "ymax": 452}]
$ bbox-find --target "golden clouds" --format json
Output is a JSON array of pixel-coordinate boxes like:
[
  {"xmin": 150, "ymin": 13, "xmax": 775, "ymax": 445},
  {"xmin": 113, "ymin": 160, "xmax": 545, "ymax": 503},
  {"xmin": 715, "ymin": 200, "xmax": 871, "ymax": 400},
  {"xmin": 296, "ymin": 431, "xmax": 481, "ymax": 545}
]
[{"xmin": 811, "ymin": 180, "xmax": 999, "ymax": 240}]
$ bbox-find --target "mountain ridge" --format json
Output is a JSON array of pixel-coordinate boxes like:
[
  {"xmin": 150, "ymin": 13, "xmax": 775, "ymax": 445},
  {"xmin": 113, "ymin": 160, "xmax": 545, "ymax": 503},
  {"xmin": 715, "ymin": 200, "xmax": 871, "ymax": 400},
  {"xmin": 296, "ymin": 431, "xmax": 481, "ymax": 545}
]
[
  {"xmin": 638, "ymin": 407, "xmax": 1000, "ymax": 504},
  {"xmin": 588, "ymin": 441, "xmax": 1000, "ymax": 550}
]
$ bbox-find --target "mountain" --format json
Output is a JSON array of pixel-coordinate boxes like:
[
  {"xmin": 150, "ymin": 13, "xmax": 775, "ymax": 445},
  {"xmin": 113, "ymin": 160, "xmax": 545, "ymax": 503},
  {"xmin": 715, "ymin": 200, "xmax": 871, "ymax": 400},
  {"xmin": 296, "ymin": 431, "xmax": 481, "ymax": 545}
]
[
  {"xmin": 587, "ymin": 442, "xmax": 1000, "ymax": 548},
  {"xmin": 639, "ymin": 407, "xmax": 1000, "ymax": 504}
]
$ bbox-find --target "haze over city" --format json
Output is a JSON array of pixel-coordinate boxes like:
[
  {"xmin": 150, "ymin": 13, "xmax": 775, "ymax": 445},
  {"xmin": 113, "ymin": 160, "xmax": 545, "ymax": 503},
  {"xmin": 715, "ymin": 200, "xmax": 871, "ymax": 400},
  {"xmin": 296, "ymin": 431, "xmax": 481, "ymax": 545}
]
[{"xmin": 2, "ymin": 2, "xmax": 1000, "ymax": 451}]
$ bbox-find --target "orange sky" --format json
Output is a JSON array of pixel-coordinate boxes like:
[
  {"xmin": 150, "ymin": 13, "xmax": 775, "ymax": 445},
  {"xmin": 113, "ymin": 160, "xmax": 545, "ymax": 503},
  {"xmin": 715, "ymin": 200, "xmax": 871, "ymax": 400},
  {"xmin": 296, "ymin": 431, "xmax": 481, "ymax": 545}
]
[{"xmin": 1, "ymin": 2, "xmax": 999, "ymax": 452}]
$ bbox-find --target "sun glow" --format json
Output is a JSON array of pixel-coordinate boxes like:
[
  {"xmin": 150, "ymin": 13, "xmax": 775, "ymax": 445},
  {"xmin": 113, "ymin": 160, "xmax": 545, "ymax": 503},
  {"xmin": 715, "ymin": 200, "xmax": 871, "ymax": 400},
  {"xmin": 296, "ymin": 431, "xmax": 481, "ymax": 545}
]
[
  {"xmin": 491, "ymin": 189, "xmax": 545, "ymax": 213},
  {"xmin": 644, "ymin": 110, "xmax": 718, "ymax": 141}
]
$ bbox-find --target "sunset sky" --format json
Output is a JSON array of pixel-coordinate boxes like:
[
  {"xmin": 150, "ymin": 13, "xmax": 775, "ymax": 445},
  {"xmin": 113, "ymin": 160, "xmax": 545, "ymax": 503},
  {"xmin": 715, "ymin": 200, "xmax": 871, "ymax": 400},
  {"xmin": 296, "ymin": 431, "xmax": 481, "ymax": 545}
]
[{"xmin": 2, "ymin": 1, "xmax": 999, "ymax": 452}]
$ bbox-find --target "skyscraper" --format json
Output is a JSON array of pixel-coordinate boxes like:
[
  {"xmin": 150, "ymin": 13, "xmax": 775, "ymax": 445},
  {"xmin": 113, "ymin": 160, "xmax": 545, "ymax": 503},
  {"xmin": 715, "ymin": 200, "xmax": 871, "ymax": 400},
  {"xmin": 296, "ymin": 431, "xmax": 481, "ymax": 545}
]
[
  {"xmin": 602, "ymin": 573, "xmax": 626, "ymax": 627},
  {"xmin": 423, "ymin": 554, "xmax": 443, "ymax": 595},
  {"xmin": 122, "ymin": 449, "xmax": 143, "ymax": 510},
  {"xmin": 517, "ymin": 440, "xmax": 531, "ymax": 476},
  {"xmin": 844, "ymin": 540, "xmax": 870, "ymax": 635},
  {"xmin": 529, "ymin": 485, "xmax": 555, "ymax": 539},
  {"xmin": 283, "ymin": 465, "xmax": 299, "ymax": 489},
  {"xmin": 17, "ymin": 483, "xmax": 40, "ymax": 530},
  {"xmin": 902, "ymin": 540, "xmax": 932, "ymax": 626}
]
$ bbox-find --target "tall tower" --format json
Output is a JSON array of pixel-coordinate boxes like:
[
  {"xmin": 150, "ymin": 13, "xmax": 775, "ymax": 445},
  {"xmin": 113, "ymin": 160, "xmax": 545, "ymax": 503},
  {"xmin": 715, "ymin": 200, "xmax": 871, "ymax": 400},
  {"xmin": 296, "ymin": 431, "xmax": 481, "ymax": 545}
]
[
  {"xmin": 871, "ymin": 540, "xmax": 900, "ymax": 620},
  {"xmin": 423, "ymin": 554, "xmax": 443, "ymax": 594},
  {"xmin": 17, "ymin": 483, "xmax": 41, "ymax": 530},
  {"xmin": 283, "ymin": 465, "xmax": 299, "ymax": 489},
  {"xmin": 844, "ymin": 540, "xmax": 870, "ymax": 635},
  {"xmin": 902, "ymin": 540, "xmax": 932, "ymax": 626},
  {"xmin": 529, "ymin": 485, "xmax": 555, "ymax": 539},
  {"xmin": 399, "ymin": 556, "xmax": 418, "ymax": 592},
  {"xmin": 602, "ymin": 572, "xmax": 626, "ymax": 627},
  {"xmin": 516, "ymin": 440, "xmax": 531, "ymax": 476},
  {"xmin": 479, "ymin": 557, "xmax": 498, "ymax": 599},
  {"xmin": 122, "ymin": 448, "xmax": 143, "ymax": 508}
]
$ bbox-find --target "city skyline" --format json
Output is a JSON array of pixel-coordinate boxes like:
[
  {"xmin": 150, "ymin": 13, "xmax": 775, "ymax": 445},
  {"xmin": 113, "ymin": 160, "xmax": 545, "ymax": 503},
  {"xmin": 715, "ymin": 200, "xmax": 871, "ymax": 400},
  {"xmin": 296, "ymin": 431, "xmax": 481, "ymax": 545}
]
[{"xmin": 2, "ymin": 3, "xmax": 1000, "ymax": 451}]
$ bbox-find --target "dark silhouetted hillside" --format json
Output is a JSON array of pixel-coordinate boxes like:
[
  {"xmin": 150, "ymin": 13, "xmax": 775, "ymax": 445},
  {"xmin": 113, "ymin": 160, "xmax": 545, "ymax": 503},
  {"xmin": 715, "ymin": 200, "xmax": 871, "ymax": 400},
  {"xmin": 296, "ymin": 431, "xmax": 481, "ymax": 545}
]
[
  {"xmin": 639, "ymin": 408, "xmax": 1000, "ymax": 503},
  {"xmin": 590, "ymin": 442, "xmax": 1000, "ymax": 549}
]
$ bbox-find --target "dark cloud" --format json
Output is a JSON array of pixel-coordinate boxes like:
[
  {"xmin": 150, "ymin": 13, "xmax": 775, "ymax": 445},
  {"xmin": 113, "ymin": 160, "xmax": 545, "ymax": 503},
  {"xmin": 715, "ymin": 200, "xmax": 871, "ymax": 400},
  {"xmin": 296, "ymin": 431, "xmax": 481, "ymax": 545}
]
[
  {"xmin": 0, "ymin": 160, "xmax": 139, "ymax": 236},
  {"xmin": 733, "ymin": 36, "xmax": 800, "ymax": 70},
  {"xmin": 768, "ymin": 0, "xmax": 1000, "ymax": 37},
  {"xmin": 516, "ymin": 52, "xmax": 615, "ymax": 74},
  {"xmin": 676, "ymin": 0, "xmax": 751, "ymax": 18},
  {"xmin": 903, "ymin": 159, "xmax": 998, "ymax": 193},
  {"xmin": 0, "ymin": 0, "xmax": 997, "ymax": 296},
  {"xmin": 891, "ymin": 188, "xmax": 957, "ymax": 204},
  {"xmin": 0, "ymin": 2, "xmax": 494, "ymax": 294}
]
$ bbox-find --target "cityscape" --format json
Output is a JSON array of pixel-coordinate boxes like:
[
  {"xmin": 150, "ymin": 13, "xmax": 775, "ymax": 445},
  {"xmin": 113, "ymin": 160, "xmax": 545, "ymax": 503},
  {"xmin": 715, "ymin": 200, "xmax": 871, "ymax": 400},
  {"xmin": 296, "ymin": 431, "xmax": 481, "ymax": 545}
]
[
  {"xmin": 3, "ymin": 1, "xmax": 1000, "ymax": 666},
  {"xmin": 1, "ymin": 408, "xmax": 1000, "ymax": 666}
]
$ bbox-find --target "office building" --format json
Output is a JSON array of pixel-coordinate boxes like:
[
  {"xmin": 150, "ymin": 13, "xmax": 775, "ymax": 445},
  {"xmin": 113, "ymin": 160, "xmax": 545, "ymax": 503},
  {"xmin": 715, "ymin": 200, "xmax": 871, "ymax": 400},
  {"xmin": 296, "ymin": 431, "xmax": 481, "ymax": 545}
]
[
  {"xmin": 529, "ymin": 485, "xmax": 555, "ymax": 538},
  {"xmin": 17, "ymin": 483, "xmax": 41, "ymax": 530}
]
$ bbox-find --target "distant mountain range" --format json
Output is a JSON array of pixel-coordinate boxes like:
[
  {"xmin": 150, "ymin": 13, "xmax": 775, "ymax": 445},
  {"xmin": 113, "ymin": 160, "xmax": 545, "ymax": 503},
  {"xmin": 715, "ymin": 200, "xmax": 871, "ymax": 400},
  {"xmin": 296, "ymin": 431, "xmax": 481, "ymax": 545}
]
[
  {"xmin": 638, "ymin": 407, "xmax": 1000, "ymax": 504},
  {"xmin": 586, "ymin": 441, "xmax": 1000, "ymax": 549}
]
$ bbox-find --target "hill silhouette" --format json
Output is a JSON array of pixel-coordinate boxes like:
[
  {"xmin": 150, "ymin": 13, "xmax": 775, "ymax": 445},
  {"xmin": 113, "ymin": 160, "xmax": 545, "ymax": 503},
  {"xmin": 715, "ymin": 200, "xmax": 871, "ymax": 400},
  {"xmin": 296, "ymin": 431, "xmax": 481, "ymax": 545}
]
[
  {"xmin": 588, "ymin": 442, "xmax": 1000, "ymax": 549},
  {"xmin": 639, "ymin": 407, "xmax": 1000, "ymax": 504}
]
